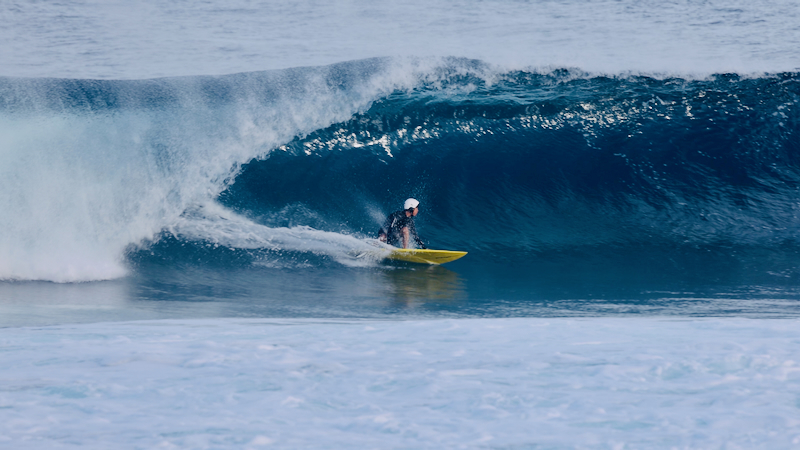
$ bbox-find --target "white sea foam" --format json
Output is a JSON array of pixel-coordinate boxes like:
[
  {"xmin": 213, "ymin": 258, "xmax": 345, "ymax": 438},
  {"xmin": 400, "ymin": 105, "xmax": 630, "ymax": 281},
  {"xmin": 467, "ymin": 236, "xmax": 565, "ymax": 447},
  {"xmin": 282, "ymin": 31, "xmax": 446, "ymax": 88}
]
[{"xmin": 1, "ymin": 317, "xmax": 799, "ymax": 448}]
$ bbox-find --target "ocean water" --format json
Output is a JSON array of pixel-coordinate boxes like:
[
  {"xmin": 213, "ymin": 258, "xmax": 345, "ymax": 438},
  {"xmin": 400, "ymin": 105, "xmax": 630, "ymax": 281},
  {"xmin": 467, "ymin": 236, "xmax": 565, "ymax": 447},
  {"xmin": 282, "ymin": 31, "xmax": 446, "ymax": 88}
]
[{"xmin": 2, "ymin": 0, "xmax": 800, "ymax": 448}]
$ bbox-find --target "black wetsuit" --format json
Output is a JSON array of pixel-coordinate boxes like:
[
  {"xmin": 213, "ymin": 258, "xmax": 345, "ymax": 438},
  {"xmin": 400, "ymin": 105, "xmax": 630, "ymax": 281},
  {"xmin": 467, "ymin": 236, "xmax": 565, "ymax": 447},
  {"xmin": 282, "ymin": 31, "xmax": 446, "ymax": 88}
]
[{"xmin": 379, "ymin": 210, "xmax": 426, "ymax": 248}]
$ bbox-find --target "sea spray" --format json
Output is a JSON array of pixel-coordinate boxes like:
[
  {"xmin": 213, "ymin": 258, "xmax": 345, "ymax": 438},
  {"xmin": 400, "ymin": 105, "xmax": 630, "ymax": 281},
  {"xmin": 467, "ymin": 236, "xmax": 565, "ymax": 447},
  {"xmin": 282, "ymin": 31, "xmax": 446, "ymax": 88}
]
[{"xmin": 0, "ymin": 58, "xmax": 490, "ymax": 281}]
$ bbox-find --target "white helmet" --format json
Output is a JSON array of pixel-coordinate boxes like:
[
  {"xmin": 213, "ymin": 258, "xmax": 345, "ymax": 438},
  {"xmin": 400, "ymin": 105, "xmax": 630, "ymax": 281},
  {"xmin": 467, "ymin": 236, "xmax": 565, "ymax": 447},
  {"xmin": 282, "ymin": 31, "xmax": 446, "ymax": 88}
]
[{"xmin": 404, "ymin": 198, "xmax": 419, "ymax": 210}]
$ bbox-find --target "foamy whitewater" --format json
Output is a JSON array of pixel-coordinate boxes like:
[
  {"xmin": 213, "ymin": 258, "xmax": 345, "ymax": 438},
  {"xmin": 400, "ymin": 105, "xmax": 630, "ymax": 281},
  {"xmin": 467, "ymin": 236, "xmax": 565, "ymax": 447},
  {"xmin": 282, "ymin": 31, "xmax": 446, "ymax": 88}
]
[
  {"xmin": 2, "ymin": 0, "xmax": 800, "ymax": 448},
  {"xmin": 3, "ymin": 319, "xmax": 800, "ymax": 449}
]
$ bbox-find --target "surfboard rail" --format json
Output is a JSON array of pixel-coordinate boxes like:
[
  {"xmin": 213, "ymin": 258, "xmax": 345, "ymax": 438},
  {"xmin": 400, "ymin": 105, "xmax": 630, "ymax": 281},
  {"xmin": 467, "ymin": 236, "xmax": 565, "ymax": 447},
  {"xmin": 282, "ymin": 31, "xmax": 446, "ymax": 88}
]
[{"xmin": 387, "ymin": 249, "xmax": 467, "ymax": 265}]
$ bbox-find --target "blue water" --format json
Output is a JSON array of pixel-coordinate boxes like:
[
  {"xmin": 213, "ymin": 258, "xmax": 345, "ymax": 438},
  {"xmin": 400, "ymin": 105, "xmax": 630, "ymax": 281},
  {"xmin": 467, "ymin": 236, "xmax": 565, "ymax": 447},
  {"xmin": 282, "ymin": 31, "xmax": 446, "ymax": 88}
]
[{"xmin": 2, "ymin": 1, "xmax": 800, "ymax": 448}]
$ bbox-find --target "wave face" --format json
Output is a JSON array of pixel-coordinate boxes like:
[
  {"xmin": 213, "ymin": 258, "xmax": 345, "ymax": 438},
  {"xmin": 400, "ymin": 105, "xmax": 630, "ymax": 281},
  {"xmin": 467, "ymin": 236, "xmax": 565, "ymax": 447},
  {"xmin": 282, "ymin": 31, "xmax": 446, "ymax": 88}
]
[
  {"xmin": 223, "ymin": 70, "xmax": 800, "ymax": 253},
  {"xmin": 2, "ymin": 59, "xmax": 799, "ymax": 281}
]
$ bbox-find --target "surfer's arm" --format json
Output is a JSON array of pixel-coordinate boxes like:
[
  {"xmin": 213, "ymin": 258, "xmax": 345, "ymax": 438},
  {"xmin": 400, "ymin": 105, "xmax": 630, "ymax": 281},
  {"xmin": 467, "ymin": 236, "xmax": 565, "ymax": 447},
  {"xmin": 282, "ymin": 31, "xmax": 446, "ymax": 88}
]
[
  {"xmin": 408, "ymin": 221, "xmax": 425, "ymax": 249},
  {"xmin": 401, "ymin": 226, "xmax": 410, "ymax": 249}
]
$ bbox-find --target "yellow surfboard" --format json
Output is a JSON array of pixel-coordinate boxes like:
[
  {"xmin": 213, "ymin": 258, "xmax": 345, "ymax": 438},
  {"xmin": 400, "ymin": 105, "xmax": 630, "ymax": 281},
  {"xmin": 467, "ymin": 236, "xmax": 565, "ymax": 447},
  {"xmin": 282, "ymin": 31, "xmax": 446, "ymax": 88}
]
[{"xmin": 387, "ymin": 248, "xmax": 468, "ymax": 265}]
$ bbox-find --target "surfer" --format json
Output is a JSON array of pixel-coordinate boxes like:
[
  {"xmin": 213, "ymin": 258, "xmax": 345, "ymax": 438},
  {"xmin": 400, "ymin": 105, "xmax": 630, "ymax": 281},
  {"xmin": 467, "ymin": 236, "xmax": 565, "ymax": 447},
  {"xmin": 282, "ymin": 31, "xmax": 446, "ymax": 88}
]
[{"xmin": 378, "ymin": 198, "xmax": 427, "ymax": 249}]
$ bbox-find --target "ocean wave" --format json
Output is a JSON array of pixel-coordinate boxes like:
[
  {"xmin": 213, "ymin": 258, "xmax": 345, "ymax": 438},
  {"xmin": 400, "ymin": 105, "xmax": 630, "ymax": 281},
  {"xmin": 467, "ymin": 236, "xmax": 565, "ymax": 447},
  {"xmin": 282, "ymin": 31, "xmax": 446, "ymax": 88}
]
[{"xmin": 1, "ymin": 59, "xmax": 798, "ymax": 280}]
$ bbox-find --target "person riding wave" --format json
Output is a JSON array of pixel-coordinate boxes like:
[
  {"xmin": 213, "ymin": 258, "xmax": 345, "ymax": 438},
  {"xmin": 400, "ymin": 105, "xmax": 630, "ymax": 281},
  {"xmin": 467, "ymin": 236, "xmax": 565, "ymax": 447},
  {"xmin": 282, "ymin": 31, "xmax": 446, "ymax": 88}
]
[{"xmin": 378, "ymin": 198, "xmax": 426, "ymax": 249}]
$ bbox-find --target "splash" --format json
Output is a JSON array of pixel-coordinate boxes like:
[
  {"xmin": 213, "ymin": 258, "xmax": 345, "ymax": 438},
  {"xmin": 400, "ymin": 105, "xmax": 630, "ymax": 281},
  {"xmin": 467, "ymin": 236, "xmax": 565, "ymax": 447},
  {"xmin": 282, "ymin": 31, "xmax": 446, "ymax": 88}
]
[{"xmin": 0, "ymin": 58, "xmax": 490, "ymax": 281}]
